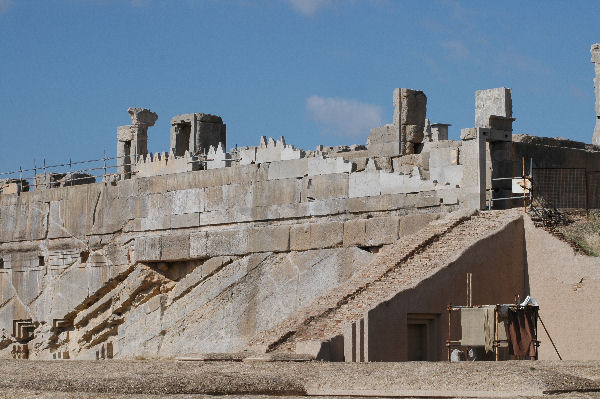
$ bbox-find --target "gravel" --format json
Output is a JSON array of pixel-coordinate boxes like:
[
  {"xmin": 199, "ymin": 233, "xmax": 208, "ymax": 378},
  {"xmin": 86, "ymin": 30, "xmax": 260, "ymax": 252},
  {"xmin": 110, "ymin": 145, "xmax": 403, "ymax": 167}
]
[{"xmin": 1, "ymin": 360, "xmax": 600, "ymax": 398}]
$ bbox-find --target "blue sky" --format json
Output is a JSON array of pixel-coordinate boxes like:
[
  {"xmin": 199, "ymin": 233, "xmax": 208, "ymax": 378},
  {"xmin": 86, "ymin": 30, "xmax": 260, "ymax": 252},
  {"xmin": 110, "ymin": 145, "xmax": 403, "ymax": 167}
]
[{"xmin": 0, "ymin": 0, "xmax": 599, "ymax": 174}]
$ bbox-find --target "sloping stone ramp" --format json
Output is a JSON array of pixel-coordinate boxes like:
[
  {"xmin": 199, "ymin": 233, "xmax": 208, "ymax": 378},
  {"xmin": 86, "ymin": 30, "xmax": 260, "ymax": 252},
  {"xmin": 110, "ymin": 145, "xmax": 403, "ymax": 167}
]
[{"xmin": 250, "ymin": 209, "xmax": 522, "ymax": 354}]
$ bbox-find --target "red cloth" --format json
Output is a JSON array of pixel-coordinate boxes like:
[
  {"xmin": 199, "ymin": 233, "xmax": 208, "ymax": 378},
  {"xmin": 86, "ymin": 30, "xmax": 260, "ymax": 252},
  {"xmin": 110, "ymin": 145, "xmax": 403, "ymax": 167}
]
[{"xmin": 507, "ymin": 308, "xmax": 537, "ymax": 358}]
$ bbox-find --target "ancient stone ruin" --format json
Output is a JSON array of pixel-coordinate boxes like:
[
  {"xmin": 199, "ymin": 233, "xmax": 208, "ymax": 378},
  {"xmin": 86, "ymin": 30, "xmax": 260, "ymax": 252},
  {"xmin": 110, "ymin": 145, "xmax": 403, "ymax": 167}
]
[{"xmin": 1, "ymin": 45, "xmax": 600, "ymax": 363}]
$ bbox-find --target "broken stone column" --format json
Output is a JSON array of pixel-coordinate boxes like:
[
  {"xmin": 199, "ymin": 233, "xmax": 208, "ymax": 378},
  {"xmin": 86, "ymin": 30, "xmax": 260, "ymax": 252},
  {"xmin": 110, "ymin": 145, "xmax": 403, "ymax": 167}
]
[
  {"xmin": 117, "ymin": 108, "xmax": 157, "ymax": 179},
  {"xmin": 170, "ymin": 113, "xmax": 226, "ymax": 157},
  {"xmin": 367, "ymin": 88, "xmax": 427, "ymax": 156},
  {"xmin": 394, "ymin": 88, "xmax": 427, "ymax": 155},
  {"xmin": 592, "ymin": 43, "xmax": 600, "ymax": 145}
]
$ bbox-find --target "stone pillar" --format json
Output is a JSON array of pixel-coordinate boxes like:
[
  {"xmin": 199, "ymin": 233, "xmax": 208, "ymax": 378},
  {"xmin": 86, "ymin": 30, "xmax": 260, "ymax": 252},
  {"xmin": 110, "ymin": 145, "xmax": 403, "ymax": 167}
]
[
  {"xmin": 394, "ymin": 88, "xmax": 427, "ymax": 155},
  {"xmin": 592, "ymin": 44, "xmax": 600, "ymax": 145},
  {"xmin": 117, "ymin": 108, "xmax": 157, "ymax": 179},
  {"xmin": 475, "ymin": 87, "xmax": 513, "ymax": 130},
  {"xmin": 366, "ymin": 88, "xmax": 427, "ymax": 156}
]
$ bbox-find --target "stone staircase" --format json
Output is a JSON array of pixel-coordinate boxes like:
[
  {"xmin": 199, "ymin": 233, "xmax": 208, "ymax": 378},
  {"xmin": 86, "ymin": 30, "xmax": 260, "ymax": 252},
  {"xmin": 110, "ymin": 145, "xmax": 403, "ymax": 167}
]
[{"xmin": 250, "ymin": 209, "xmax": 521, "ymax": 354}]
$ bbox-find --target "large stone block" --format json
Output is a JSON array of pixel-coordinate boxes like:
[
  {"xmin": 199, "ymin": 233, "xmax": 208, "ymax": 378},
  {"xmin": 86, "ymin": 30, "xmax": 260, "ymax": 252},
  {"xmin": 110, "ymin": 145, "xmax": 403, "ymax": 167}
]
[
  {"xmin": 303, "ymin": 173, "xmax": 349, "ymax": 201},
  {"xmin": 290, "ymin": 224, "xmax": 311, "ymax": 251},
  {"xmin": 161, "ymin": 234, "xmax": 190, "ymax": 261},
  {"xmin": 249, "ymin": 225, "xmax": 290, "ymax": 253},
  {"xmin": 343, "ymin": 219, "xmax": 366, "ymax": 247},
  {"xmin": 206, "ymin": 229, "xmax": 249, "ymax": 256},
  {"xmin": 311, "ymin": 221, "xmax": 343, "ymax": 249},
  {"xmin": 190, "ymin": 232, "xmax": 208, "ymax": 258},
  {"xmin": 307, "ymin": 157, "xmax": 353, "ymax": 176},
  {"xmin": 393, "ymin": 88, "xmax": 427, "ymax": 126},
  {"xmin": 365, "ymin": 216, "xmax": 399, "ymax": 246},
  {"xmin": 171, "ymin": 188, "xmax": 204, "ymax": 215},
  {"xmin": 134, "ymin": 236, "xmax": 161, "ymax": 262},
  {"xmin": 252, "ymin": 179, "xmax": 300, "ymax": 207},
  {"xmin": 267, "ymin": 158, "xmax": 308, "ymax": 180},
  {"xmin": 290, "ymin": 222, "xmax": 343, "ymax": 250},
  {"xmin": 348, "ymin": 171, "xmax": 380, "ymax": 198},
  {"xmin": 475, "ymin": 87, "xmax": 512, "ymax": 128}
]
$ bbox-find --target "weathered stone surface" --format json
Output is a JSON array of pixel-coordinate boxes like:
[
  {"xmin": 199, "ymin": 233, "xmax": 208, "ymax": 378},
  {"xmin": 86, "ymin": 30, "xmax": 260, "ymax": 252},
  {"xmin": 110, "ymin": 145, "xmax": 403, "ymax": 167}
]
[
  {"xmin": 206, "ymin": 229, "xmax": 250, "ymax": 256},
  {"xmin": 343, "ymin": 219, "xmax": 366, "ymax": 247},
  {"xmin": 365, "ymin": 216, "xmax": 399, "ymax": 246},
  {"xmin": 475, "ymin": 87, "xmax": 512, "ymax": 129},
  {"xmin": 249, "ymin": 225, "xmax": 290, "ymax": 253}
]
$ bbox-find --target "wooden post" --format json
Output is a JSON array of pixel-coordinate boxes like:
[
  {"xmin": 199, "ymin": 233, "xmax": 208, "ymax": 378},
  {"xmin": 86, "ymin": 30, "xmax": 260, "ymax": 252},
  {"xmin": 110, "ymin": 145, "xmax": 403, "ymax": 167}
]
[{"xmin": 495, "ymin": 307, "xmax": 499, "ymax": 361}]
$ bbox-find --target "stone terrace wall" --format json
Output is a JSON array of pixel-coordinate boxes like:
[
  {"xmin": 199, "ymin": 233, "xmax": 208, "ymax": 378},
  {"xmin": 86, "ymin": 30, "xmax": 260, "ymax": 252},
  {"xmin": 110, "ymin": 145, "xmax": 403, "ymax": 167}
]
[{"xmin": 0, "ymin": 146, "xmax": 467, "ymax": 358}]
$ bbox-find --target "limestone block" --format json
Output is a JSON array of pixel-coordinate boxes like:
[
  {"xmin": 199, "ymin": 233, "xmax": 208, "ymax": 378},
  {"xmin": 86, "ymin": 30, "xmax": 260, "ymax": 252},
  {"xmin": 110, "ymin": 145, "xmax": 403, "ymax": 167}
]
[
  {"xmin": 366, "ymin": 216, "xmax": 399, "ymax": 246},
  {"xmin": 267, "ymin": 158, "xmax": 308, "ymax": 180},
  {"xmin": 413, "ymin": 191, "xmax": 442, "ymax": 208},
  {"xmin": 367, "ymin": 124, "xmax": 398, "ymax": 145},
  {"xmin": 430, "ymin": 165, "xmax": 463, "ymax": 186},
  {"xmin": 290, "ymin": 224, "xmax": 311, "ymax": 251},
  {"xmin": 439, "ymin": 188, "xmax": 459, "ymax": 205},
  {"xmin": 398, "ymin": 213, "xmax": 441, "ymax": 238},
  {"xmin": 403, "ymin": 125, "xmax": 424, "ymax": 143},
  {"xmin": 594, "ymin": 119, "xmax": 600, "ymax": 146},
  {"xmin": 307, "ymin": 198, "xmax": 346, "ymax": 216},
  {"xmin": 343, "ymin": 219, "xmax": 366, "ymax": 247},
  {"xmin": 252, "ymin": 179, "xmax": 300, "ymax": 207},
  {"xmin": 430, "ymin": 147, "xmax": 458, "ymax": 168},
  {"xmin": 161, "ymin": 234, "xmax": 190, "ymax": 261},
  {"xmin": 475, "ymin": 87, "xmax": 512, "ymax": 128},
  {"xmin": 117, "ymin": 125, "xmax": 134, "ymax": 141},
  {"xmin": 249, "ymin": 225, "xmax": 290, "ymax": 253},
  {"xmin": 170, "ymin": 213, "xmax": 200, "ymax": 229},
  {"xmin": 290, "ymin": 221, "xmax": 343, "ymax": 250},
  {"xmin": 379, "ymin": 168, "xmax": 435, "ymax": 195},
  {"xmin": 310, "ymin": 221, "xmax": 343, "ymax": 249},
  {"xmin": 393, "ymin": 88, "xmax": 427, "ymax": 126},
  {"xmin": 307, "ymin": 156, "xmax": 353, "ymax": 176},
  {"xmin": 348, "ymin": 171, "xmax": 380, "ymax": 198},
  {"xmin": 392, "ymin": 153, "xmax": 429, "ymax": 171},
  {"xmin": 374, "ymin": 157, "xmax": 393, "ymax": 172},
  {"xmin": 204, "ymin": 186, "xmax": 224, "ymax": 211},
  {"xmin": 190, "ymin": 232, "xmax": 208, "ymax": 258},
  {"xmin": 304, "ymin": 173, "xmax": 349, "ymax": 201},
  {"xmin": 223, "ymin": 183, "xmax": 253, "ymax": 209},
  {"xmin": 367, "ymin": 141, "xmax": 401, "ymax": 157},
  {"xmin": 134, "ymin": 236, "xmax": 161, "ymax": 262},
  {"xmin": 206, "ymin": 229, "xmax": 249, "ymax": 256},
  {"xmin": 171, "ymin": 188, "xmax": 204, "ymax": 215}
]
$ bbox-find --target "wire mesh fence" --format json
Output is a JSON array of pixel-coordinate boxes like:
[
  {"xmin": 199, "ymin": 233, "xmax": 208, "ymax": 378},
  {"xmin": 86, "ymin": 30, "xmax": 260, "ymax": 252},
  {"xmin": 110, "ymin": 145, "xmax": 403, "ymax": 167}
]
[{"xmin": 532, "ymin": 168, "xmax": 595, "ymax": 209}]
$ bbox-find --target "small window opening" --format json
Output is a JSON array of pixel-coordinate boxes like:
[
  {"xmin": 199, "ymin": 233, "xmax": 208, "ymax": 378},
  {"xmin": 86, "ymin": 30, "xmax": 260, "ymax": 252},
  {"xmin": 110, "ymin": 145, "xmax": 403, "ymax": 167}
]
[
  {"xmin": 0, "ymin": 258, "xmax": 4, "ymax": 269},
  {"xmin": 80, "ymin": 251, "xmax": 89, "ymax": 264},
  {"xmin": 38, "ymin": 256, "xmax": 45, "ymax": 266}
]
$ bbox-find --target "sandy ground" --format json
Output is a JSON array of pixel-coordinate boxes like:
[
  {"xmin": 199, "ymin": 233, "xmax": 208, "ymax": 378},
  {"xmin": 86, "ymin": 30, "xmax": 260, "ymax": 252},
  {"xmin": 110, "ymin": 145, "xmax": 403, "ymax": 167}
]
[{"xmin": 2, "ymin": 360, "xmax": 600, "ymax": 398}]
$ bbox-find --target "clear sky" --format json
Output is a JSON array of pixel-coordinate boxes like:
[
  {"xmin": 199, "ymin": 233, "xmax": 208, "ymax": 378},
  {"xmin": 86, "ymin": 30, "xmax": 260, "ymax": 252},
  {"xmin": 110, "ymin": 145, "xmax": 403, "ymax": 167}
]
[{"xmin": 1, "ymin": 0, "xmax": 599, "ymax": 174}]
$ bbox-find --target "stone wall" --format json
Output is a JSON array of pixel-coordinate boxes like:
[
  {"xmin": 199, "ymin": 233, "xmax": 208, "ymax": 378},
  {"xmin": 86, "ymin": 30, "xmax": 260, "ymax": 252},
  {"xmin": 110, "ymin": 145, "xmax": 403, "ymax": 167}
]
[{"xmin": 0, "ymin": 141, "xmax": 464, "ymax": 359}]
